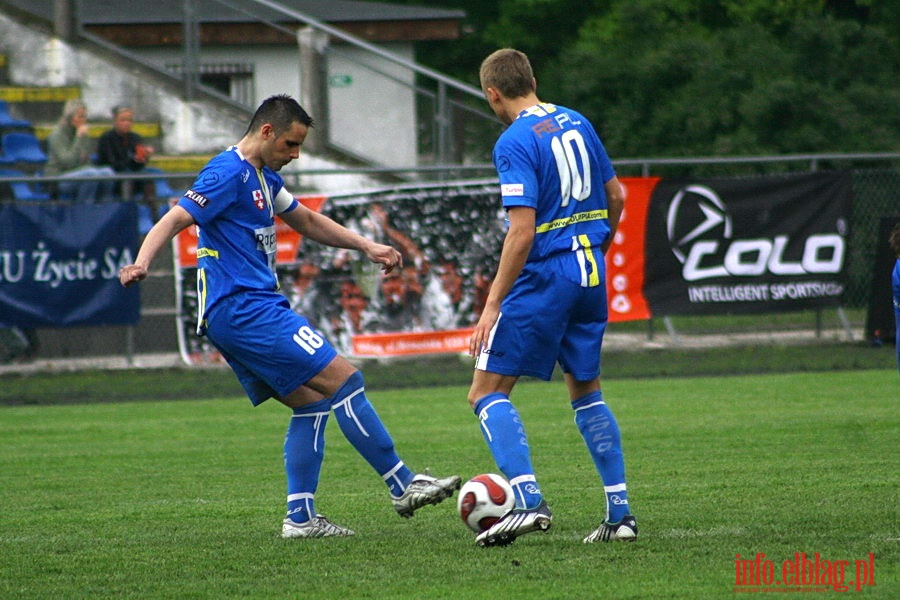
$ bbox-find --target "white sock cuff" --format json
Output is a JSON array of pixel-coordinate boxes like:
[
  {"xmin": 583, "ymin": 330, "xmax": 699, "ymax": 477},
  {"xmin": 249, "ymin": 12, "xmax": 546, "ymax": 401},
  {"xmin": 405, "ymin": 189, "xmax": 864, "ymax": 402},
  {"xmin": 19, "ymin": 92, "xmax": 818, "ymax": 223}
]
[
  {"xmin": 287, "ymin": 492, "xmax": 314, "ymax": 503},
  {"xmin": 477, "ymin": 397, "xmax": 511, "ymax": 420},
  {"xmin": 574, "ymin": 400, "xmax": 606, "ymax": 412},
  {"xmin": 381, "ymin": 461, "xmax": 405, "ymax": 482},
  {"xmin": 331, "ymin": 386, "xmax": 365, "ymax": 410},
  {"xmin": 510, "ymin": 474, "xmax": 537, "ymax": 487}
]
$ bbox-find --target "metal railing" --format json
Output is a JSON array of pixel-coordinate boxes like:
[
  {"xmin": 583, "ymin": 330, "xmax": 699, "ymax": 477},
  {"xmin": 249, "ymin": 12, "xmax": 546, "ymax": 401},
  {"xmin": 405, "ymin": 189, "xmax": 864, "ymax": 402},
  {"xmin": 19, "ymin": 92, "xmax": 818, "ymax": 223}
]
[
  {"xmin": 1, "ymin": 156, "xmax": 898, "ymax": 367},
  {"xmin": 65, "ymin": 0, "xmax": 499, "ymax": 167},
  {"xmin": 2, "ymin": 151, "xmax": 898, "ymax": 191}
]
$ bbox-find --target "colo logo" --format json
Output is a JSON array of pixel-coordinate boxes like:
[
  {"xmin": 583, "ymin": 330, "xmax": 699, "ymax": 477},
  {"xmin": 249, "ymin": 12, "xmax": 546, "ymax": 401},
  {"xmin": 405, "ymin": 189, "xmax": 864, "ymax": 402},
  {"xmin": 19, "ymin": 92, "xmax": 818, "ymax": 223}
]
[{"xmin": 665, "ymin": 185, "xmax": 845, "ymax": 282}]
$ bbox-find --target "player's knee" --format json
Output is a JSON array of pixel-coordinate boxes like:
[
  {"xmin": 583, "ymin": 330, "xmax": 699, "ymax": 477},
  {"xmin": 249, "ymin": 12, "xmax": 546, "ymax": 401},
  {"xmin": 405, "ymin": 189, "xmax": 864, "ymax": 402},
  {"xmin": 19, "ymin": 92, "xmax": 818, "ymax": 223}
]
[{"xmin": 329, "ymin": 370, "xmax": 365, "ymax": 407}]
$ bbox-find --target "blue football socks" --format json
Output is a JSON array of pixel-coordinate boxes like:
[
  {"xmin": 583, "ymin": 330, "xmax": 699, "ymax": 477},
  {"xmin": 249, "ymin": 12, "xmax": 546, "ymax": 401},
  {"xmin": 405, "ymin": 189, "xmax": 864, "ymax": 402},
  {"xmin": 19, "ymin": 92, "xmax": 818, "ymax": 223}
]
[
  {"xmin": 284, "ymin": 397, "xmax": 331, "ymax": 524},
  {"xmin": 473, "ymin": 393, "xmax": 543, "ymax": 509},
  {"xmin": 572, "ymin": 390, "xmax": 630, "ymax": 523},
  {"xmin": 330, "ymin": 371, "xmax": 414, "ymax": 498}
]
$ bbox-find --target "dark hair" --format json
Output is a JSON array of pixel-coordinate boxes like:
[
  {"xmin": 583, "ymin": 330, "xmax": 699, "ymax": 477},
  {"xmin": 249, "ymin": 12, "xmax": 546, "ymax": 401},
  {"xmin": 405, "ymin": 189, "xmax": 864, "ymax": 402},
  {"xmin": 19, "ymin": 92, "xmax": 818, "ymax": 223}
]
[
  {"xmin": 889, "ymin": 221, "xmax": 900, "ymax": 257},
  {"xmin": 245, "ymin": 94, "xmax": 314, "ymax": 136}
]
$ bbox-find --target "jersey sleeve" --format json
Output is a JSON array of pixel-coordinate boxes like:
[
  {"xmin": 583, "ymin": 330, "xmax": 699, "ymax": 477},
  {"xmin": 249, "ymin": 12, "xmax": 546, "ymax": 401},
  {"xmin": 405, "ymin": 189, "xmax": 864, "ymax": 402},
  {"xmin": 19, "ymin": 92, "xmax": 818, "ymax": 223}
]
[
  {"xmin": 494, "ymin": 130, "xmax": 539, "ymax": 211},
  {"xmin": 178, "ymin": 162, "xmax": 237, "ymax": 226}
]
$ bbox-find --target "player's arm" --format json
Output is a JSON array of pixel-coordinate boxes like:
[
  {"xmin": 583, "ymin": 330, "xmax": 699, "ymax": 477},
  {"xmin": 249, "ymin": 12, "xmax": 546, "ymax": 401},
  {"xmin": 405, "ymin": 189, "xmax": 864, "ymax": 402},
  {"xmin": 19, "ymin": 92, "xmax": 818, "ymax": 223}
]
[
  {"xmin": 468, "ymin": 206, "xmax": 535, "ymax": 357},
  {"xmin": 601, "ymin": 176, "xmax": 625, "ymax": 254},
  {"xmin": 119, "ymin": 206, "xmax": 195, "ymax": 287},
  {"xmin": 280, "ymin": 202, "xmax": 402, "ymax": 273}
]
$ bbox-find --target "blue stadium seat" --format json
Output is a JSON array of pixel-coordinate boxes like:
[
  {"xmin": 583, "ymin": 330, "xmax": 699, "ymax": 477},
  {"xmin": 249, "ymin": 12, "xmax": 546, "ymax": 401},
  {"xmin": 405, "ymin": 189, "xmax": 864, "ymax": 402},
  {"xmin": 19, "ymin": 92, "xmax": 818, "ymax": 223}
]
[
  {"xmin": 0, "ymin": 168, "xmax": 51, "ymax": 200},
  {"xmin": 144, "ymin": 167, "xmax": 182, "ymax": 199},
  {"xmin": 137, "ymin": 204, "xmax": 156, "ymax": 235},
  {"xmin": 154, "ymin": 177, "xmax": 180, "ymax": 199},
  {"xmin": 0, "ymin": 100, "xmax": 31, "ymax": 129},
  {"xmin": 1, "ymin": 132, "xmax": 47, "ymax": 164}
]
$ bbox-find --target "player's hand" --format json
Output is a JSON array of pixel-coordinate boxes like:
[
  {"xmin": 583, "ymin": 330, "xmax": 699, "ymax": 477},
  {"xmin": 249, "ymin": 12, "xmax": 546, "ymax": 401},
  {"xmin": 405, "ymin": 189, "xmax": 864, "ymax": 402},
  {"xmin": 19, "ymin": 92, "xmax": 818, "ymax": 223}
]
[
  {"xmin": 468, "ymin": 305, "xmax": 500, "ymax": 358},
  {"xmin": 119, "ymin": 264, "xmax": 148, "ymax": 287},
  {"xmin": 367, "ymin": 243, "xmax": 403, "ymax": 273}
]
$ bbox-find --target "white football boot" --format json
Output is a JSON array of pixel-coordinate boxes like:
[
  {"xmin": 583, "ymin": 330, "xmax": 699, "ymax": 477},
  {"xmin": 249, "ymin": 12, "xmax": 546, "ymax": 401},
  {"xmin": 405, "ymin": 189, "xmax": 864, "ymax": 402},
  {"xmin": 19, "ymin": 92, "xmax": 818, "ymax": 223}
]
[
  {"xmin": 582, "ymin": 515, "xmax": 638, "ymax": 543},
  {"xmin": 392, "ymin": 473, "xmax": 461, "ymax": 518},
  {"xmin": 475, "ymin": 500, "xmax": 553, "ymax": 547},
  {"xmin": 282, "ymin": 515, "xmax": 356, "ymax": 539}
]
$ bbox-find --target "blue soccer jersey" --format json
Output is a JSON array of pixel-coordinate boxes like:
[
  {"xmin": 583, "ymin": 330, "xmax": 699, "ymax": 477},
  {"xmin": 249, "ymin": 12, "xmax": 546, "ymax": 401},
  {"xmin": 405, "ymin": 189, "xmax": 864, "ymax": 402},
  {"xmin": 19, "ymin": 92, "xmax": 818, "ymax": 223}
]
[
  {"xmin": 893, "ymin": 258, "xmax": 900, "ymax": 374},
  {"xmin": 494, "ymin": 103, "xmax": 617, "ymax": 267},
  {"xmin": 477, "ymin": 103, "xmax": 618, "ymax": 380},
  {"xmin": 177, "ymin": 146, "xmax": 298, "ymax": 331}
]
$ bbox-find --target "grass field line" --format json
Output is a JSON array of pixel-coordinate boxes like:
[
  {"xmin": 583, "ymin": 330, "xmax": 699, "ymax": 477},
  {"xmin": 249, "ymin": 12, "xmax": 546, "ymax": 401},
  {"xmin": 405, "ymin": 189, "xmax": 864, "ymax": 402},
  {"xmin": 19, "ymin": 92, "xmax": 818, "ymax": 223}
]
[
  {"xmin": 1, "ymin": 370, "xmax": 896, "ymax": 598},
  {"xmin": 0, "ymin": 326, "xmax": 864, "ymax": 376}
]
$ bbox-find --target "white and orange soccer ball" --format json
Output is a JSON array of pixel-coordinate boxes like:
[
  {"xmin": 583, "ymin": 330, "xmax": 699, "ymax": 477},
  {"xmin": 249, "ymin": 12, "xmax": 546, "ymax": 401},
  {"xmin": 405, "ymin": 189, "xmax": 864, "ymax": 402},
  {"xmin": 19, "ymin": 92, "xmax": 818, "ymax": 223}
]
[{"xmin": 457, "ymin": 473, "xmax": 515, "ymax": 533}]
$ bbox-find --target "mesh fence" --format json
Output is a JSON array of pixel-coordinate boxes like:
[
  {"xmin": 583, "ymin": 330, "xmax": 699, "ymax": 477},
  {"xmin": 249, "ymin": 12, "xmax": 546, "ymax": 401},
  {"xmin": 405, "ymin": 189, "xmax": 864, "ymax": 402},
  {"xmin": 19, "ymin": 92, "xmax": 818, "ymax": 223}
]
[
  {"xmin": 1, "ymin": 164, "xmax": 897, "ymax": 367},
  {"xmin": 847, "ymin": 169, "xmax": 900, "ymax": 308}
]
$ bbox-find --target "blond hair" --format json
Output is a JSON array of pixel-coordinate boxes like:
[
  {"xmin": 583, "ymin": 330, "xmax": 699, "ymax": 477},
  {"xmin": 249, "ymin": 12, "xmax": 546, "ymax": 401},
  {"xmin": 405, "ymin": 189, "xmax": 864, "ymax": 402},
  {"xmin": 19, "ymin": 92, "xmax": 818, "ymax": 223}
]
[
  {"xmin": 60, "ymin": 99, "xmax": 86, "ymax": 125},
  {"xmin": 479, "ymin": 48, "xmax": 535, "ymax": 99}
]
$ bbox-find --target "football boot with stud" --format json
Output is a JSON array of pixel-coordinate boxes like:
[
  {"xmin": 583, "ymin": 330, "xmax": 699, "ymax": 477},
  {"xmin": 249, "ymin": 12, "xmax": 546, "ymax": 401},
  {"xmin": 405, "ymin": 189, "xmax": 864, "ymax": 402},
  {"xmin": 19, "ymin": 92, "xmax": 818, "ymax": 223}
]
[
  {"xmin": 282, "ymin": 515, "xmax": 356, "ymax": 539},
  {"xmin": 392, "ymin": 473, "xmax": 462, "ymax": 518},
  {"xmin": 475, "ymin": 500, "xmax": 553, "ymax": 547},
  {"xmin": 582, "ymin": 515, "xmax": 638, "ymax": 543}
]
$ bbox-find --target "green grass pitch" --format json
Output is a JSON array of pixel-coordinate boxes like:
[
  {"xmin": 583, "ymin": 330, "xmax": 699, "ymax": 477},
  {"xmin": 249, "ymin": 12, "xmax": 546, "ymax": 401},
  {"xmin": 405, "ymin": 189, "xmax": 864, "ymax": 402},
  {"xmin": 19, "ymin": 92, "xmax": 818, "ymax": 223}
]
[{"xmin": 1, "ymin": 370, "xmax": 896, "ymax": 598}]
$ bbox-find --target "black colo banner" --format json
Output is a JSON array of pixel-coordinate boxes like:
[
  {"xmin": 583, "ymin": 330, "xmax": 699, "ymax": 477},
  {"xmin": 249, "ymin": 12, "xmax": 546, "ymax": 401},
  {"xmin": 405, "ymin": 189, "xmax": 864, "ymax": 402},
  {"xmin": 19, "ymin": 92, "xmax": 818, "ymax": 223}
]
[{"xmin": 643, "ymin": 172, "xmax": 852, "ymax": 315}]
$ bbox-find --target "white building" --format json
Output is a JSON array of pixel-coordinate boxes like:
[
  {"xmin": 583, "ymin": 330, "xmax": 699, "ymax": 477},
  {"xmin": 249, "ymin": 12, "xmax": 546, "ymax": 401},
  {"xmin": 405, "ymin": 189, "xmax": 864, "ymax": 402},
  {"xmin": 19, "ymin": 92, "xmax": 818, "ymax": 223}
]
[{"xmin": 0, "ymin": 0, "xmax": 469, "ymax": 173}]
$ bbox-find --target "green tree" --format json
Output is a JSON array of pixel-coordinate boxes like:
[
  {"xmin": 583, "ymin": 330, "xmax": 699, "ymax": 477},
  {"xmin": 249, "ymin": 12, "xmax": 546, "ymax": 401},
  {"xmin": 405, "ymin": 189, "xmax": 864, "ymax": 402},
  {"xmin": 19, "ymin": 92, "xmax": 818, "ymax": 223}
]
[
  {"xmin": 556, "ymin": 1, "xmax": 898, "ymax": 156},
  {"xmin": 368, "ymin": 0, "xmax": 899, "ymax": 157}
]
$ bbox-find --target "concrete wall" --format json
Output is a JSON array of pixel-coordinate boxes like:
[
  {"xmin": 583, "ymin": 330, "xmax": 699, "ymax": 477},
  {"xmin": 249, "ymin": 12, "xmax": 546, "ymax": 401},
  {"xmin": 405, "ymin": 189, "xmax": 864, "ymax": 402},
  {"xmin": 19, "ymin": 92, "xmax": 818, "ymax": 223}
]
[
  {"xmin": 0, "ymin": 11, "xmax": 248, "ymax": 154},
  {"xmin": 123, "ymin": 41, "xmax": 419, "ymax": 169},
  {"xmin": 326, "ymin": 44, "xmax": 417, "ymax": 169}
]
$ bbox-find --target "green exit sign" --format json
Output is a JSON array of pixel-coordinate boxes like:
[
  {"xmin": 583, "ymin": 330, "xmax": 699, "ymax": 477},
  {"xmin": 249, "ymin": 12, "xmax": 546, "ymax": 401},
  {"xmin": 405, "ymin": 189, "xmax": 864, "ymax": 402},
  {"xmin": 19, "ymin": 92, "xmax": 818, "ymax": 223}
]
[{"xmin": 329, "ymin": 74, "xmax": 353, "ymax": 87}]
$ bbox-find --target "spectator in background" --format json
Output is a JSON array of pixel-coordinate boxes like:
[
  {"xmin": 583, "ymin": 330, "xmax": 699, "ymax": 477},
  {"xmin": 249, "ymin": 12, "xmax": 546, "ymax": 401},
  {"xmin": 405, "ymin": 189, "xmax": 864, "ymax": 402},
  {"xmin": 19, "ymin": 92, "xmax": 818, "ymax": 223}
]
[
  {"xmin": 371, "ymin": 267, "xmax": 422, "ymax": 332},
  {"xmin": 432, "ymin": 260, "xmax": 471, "ymax": 328},
  {"xmin": 323, "ymin": 279, "xmax": 375, "ymax": 354},
  {"xmin": 287, "ymin": 262, "xmax": 327, "ymax": 328},
  {"xmin": 366, "ymin": 203, "xmax": 461, "ymax": 331},
  {"xmin": 96, "ymin": 105, "xmax": 156, "ymax": 202},
  {"xmin": 44, "ymin": 100, "xmax": 115, "ymax": 202},
  {"xmin": 890, "ymin": 221, "xmax": 900, "ymax": 375}
]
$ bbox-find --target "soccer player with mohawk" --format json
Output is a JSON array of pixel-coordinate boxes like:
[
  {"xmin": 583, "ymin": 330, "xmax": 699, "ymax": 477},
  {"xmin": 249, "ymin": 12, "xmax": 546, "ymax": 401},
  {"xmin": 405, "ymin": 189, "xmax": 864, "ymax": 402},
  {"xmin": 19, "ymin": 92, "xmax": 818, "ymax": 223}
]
[{"xmin": 120, "ymin": 94, "xmax": 459, "ymax": 538}]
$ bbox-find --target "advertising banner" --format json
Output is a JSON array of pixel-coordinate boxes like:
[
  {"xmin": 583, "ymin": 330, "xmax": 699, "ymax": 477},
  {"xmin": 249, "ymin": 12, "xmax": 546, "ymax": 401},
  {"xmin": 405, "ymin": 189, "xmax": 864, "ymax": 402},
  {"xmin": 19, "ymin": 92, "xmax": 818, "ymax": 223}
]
[
  {"xmin": 642, "ymin": 172, "xmax": 852, "ymax": 315},
  {"xmin": 0, "ymin": 202, "xmax": 140, "ymax": 327},
  {"xmin": 605, "ymin": 177, "xmax": 656, "ymax": 323},
  {"xmin": 174, "ymin": 187, "xmax": 502, "ymax": 363},
  {"xmin": 172, "ymin": 173, "xmax": 853, "ymax": 362}
]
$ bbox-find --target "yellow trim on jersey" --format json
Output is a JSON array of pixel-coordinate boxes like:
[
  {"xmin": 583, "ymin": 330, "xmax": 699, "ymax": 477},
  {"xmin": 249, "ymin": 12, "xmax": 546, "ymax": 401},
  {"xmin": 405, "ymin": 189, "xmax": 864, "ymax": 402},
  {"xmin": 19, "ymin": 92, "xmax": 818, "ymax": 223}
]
[
  {"xmin": 196, "ymin": 267, "xmax": 208, "ymax": 335},
  {"xmin": 196, "ymin": 247, "xmax": 219, "ymax": 259},
  {"xmin": 577, "ymin": 234, "xmax": 601, "ymax": 287},
  {"xmin": 535, "ymin": 209, "xmax": 608, "ymax": 234},
  {"xmin": 518, "ymin": 102, "xmax": 559, "ymax": 119}
]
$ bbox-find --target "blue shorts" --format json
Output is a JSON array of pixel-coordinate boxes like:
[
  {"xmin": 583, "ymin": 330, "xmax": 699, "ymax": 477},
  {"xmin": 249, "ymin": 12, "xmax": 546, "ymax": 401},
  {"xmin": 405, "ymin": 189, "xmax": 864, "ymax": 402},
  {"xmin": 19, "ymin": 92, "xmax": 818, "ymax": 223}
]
[
  {"xmin": 204, "ymin": 291, "xmax": 338, "ymax": 405},
  {"xmin": 476, "ymin": 253, "xmax": 607, "ymax": 381}
]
